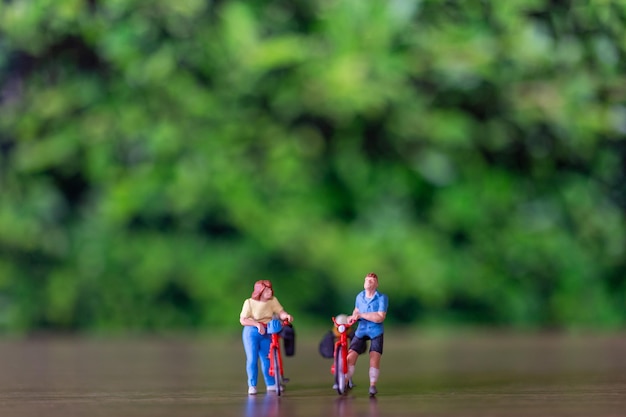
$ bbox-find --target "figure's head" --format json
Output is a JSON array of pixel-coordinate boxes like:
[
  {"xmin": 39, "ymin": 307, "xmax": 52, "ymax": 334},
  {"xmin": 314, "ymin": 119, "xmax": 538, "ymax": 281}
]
[
  {"xmin": 364, "ymin": 272, "xmax": 378, "ymax": 291},
  {"xmin": 251, "ymin": 280, "xmax": 273, "ymax": 301}
]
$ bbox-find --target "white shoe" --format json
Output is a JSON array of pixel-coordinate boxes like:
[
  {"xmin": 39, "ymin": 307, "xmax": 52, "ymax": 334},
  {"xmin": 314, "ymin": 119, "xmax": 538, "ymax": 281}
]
[
  {"xmin": 266, "ymin": 385, "xmax": 278, "ymax": 392},
  {"xmin": 332, "ymin": 384, "xmax": 338, "ymax": 389},
  {"xmin": 248, "ymin": 386, "xmax": 257, "ymax": 395}
]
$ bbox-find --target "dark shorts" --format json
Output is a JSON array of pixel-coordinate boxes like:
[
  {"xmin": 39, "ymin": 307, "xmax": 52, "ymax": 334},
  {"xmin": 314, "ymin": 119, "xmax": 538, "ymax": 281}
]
[{"xmin": 349, "ymin": 334, "xmax": 384, "ymax": 355}]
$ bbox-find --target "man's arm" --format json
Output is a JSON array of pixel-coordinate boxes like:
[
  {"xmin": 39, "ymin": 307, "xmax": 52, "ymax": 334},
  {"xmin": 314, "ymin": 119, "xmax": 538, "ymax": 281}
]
[{"xmin": 353, "ymin": 311, "xmax": 386, "ymax": 323}]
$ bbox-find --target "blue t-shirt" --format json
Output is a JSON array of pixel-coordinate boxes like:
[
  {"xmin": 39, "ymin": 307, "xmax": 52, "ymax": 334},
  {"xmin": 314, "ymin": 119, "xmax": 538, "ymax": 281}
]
[{"xmin": 354, "ymin": 290, "xmax": 388, "ymax": 339}]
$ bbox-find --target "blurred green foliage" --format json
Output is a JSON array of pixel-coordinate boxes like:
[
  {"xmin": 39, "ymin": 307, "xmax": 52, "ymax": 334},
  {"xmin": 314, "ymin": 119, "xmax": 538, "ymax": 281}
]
[{"xmin": 1, "ymin": 0, "xmax": 625, "ymax": 333}]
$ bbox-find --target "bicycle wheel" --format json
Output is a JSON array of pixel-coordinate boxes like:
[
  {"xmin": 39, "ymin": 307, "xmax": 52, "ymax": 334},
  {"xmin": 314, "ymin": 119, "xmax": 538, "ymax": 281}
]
[
  {"xmin": 272, "ymin": 348, "xmax": 284, "ymax": 396},
  {"xmin": 334, "ymin": 345, "xmax": 347, "ymax": 395}
]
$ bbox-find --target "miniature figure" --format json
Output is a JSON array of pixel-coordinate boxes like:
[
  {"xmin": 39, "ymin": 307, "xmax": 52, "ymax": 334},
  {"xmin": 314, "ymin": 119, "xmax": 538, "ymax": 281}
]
[
  {"xmin": 347, "ymin": 272, "xmax": 388, "ymax": 396},
  {"xmin": 240, "ymin": 280, "xmax": 293, "ymax": 395}
]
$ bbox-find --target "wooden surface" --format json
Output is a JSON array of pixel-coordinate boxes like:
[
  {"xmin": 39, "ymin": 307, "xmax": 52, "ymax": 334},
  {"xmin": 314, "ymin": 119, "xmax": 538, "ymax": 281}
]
[{"xmin": 0, "ymin": 332, "xmax": 624, "ymax": 416}]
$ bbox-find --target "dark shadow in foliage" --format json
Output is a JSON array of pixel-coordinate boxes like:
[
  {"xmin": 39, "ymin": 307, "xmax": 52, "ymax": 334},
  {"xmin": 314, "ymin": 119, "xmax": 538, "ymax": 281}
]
[
  {"xmin": 387, "ymin": 294, "xmax": 423, "ymax": 325},
  {"xmin": 447, "ymin": 295, "xmax": 500, "ymax": 326},
  {"xmin": 46, "ymin": 163, "xmax": 90, "ymax": 220},
  {"xmin": 156, "ymin": 280, "xmax": 203, "ymax": 327},
  {"xmin": 199, "ymin": 211, "xmax": 241, "ymax": 240},
  {"xmin": 40, "ymin": 35, "xmax": 103, "ymax": 73},
  {"xmin": 129, "ymin": 213, "xmax": 177, "ymax": 232},
  {"xmin": 301, "ymin": 274, "xmax": 342, "ymax": 321}
]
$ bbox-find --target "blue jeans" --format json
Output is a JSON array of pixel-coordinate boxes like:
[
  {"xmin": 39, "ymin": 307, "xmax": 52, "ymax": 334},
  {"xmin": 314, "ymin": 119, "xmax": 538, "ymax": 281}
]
[{"xmin": 242, "ymin": 326, "xmax": 275, "ymax": 387}]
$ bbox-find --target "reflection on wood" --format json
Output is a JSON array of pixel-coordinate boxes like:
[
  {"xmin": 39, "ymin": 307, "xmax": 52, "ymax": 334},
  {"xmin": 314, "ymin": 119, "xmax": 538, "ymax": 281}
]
[{"xmin": 0, "ymin": 333, "xmax": 624, "ymax": 417}]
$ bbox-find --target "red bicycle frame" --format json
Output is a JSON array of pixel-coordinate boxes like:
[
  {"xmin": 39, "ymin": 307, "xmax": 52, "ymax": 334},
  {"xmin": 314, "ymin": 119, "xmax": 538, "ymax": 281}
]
[
  {"xmin": 268, "ymin": 319, "xmax": 290, "ymax": 396},
  {"xmin": 331, "ymin": 316, "xmax": 355, "ymax": 395}
]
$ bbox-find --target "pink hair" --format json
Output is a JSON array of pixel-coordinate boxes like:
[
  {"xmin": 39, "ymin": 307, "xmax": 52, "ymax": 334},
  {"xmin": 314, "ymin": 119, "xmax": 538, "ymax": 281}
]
[{"xmin": 251, "ymin": 280, "xmax": 273, "ymax": 300}]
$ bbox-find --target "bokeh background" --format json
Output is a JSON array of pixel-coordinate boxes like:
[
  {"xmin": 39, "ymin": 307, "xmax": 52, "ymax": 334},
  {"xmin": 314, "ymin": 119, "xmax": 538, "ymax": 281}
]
[{"xmin": 1, "ymin": 0, "xmax": 625, "ymax": 335}]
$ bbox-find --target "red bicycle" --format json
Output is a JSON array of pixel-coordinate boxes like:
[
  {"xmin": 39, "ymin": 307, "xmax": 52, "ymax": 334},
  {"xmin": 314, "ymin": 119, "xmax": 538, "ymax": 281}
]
[
  {"xmin": 331, "ymin": 315, "xmax": 355, "ymax": 395},
  {"xmin": 267, "ymin": 317, "xmax": 290, "ymax": 396}
]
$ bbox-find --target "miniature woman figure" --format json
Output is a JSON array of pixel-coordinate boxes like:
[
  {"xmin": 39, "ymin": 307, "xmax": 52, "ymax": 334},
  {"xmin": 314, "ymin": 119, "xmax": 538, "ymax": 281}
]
[
  {"xmin": 347, "ymin": 272, "xmax": 389, "ymax": 396},
  {"xmin": 240, "ymin": 280, "xmax": 293, "ymax": 395}
]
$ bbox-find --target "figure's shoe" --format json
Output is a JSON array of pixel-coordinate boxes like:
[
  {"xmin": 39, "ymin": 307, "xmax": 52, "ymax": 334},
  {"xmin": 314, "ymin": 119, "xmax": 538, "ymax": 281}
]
[
  {"xmin": 332, "ymin": 383, "xmax": 338, "ymax": 389},
  {"xmin": 267, "ymin": 385, "xmax": 278, "ymax": 392},
  {"xmin": 369, "ymin": 385, "xmax": 377, "ymax": 397},
  {"xmin": 248, "ymin": 386, "xmax": 257, "ymax": 395}
]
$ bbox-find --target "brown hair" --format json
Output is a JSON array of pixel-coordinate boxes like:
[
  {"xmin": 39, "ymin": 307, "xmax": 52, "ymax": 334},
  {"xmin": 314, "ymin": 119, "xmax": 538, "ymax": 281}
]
[
  {"xmin": 366, "ymin": 272, "xmax": 378, "ymax": 280},
  {"xmin": 251, "ymin": 280, "xmax": 273, "ymax": 300}
]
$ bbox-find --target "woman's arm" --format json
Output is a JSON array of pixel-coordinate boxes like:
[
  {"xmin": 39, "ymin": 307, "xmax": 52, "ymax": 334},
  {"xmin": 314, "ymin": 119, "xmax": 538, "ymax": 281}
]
[
  {"xmin": 278, "ymin": 310, "xmax": 293, "ymax": 322},
  {"xmin": 240, "ymin": 317, "xmax": 266, "ymax": 334}
]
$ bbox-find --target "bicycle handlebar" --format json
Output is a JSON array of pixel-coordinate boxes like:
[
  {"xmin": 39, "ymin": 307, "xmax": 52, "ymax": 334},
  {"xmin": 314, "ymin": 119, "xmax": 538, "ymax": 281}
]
[{"xmin": 332, "ymin": 316, "xmax": 356, "ymax": 327}]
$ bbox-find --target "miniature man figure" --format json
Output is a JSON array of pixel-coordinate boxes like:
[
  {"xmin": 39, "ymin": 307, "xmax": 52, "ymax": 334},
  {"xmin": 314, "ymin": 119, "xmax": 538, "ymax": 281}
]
[{"xmin": 347, "ymin": 272, "xmax": 389, "ymax": 396}]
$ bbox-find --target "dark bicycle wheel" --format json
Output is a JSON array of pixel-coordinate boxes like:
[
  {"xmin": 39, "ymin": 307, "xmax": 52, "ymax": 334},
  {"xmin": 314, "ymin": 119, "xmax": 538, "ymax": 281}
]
[
  {"xmin": 273, "ymin": 348, "xmax": 284, "ymax": 396},
  {"xmin": 334, "ymin": 345, "xmax": 347, "ymax": 395}
]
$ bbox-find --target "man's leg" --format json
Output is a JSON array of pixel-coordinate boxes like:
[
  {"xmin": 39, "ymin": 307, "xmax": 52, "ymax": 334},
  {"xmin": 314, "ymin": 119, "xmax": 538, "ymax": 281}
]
[
  {"xmin": 368, "ymin": 334, "xmax": 384, "ymax": 396},
  {"xmin": 346, "ymin": 336, "xmax": 366, "ymax": 381},
  {"xmin": 346, "ymin": 349, "xmax": 358, "ymax": 381},
  {"xmin": 368, "ymin": 351, "xmax": 381, "ymax": 389}
]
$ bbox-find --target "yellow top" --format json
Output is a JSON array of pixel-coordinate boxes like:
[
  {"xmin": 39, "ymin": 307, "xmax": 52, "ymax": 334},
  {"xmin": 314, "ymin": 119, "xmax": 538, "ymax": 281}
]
[{"xmin": 240, "ymin": 297, "xmax": 284, "ymax": 324}]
